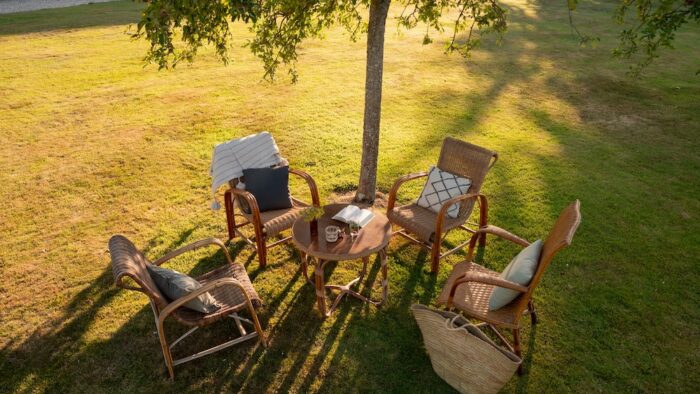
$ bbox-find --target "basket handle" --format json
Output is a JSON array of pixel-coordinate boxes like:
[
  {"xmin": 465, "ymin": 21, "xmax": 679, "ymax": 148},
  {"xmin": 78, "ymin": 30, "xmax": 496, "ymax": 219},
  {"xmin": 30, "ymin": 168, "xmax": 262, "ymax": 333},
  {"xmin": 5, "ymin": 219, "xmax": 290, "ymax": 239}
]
[{"xmin": 445, "ymin": 314, "xmax": 469, "ymax": 331}]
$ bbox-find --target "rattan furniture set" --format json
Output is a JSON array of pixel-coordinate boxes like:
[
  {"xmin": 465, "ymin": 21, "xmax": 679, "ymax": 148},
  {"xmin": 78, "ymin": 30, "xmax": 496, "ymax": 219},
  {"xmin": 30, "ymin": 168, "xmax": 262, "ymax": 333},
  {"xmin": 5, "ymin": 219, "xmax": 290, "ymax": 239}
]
[{"xmin": 108, "ymin": 136, "xmax": 581, "ymax": 386}]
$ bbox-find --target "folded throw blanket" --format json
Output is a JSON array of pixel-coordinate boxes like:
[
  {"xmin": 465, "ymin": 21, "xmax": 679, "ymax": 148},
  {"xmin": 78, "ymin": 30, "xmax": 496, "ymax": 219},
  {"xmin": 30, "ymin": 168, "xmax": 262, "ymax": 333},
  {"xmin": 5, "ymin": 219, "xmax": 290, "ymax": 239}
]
[{"xmin": 210, "ymin": 131, "xmax": 283, "ymax": 210}]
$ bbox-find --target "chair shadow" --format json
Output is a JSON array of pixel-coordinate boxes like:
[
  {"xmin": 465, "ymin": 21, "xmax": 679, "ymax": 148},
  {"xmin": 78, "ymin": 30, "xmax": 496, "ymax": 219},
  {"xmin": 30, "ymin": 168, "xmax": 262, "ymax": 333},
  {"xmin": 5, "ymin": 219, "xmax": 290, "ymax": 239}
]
[
  {"xmin": 0, "ymin": 227, "xmax": 256, "ymax": 392},
  {"xmin": 515, "ymin": 325, "xmax": 538, "ymax": 393}
]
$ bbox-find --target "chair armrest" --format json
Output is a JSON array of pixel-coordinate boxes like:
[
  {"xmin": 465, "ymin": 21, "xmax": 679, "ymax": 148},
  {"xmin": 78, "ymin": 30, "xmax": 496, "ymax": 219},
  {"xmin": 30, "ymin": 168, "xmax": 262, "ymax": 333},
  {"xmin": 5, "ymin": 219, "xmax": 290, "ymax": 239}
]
[
  {"xmin": 152, "ymin": 238, "xmax": 234, "ymax": 266},
  {"xmin": 387, "ymin": 172, "xmax": 429, "ymax": 212},
  {"xmin": 446, "ymin": 272, "xmax": 528, "ymax": 307},
  {"xmin": 488, "ymin": 152, "xmax": 499, "ymax": 169},
  {"xmin": 226, "ymin": 187, "xmax": 262, "ymax": 225},
  {"xmin": 465, "ymin": 225, "xmax": 530, "ymax": 261},
  {"xmin": 289, "ymin": 168, "xmax": 320, "ymax": 206},
  {"xmin": 158, "ymin": 277, "xmax": 252, "ymax": 321},
  {"xmin": 433, "ymin": 192, "xmax": 484, "ymax": 236},
  {"xmin": 477, "ymin": 225, "xmax": 530, "ymax": 246}
]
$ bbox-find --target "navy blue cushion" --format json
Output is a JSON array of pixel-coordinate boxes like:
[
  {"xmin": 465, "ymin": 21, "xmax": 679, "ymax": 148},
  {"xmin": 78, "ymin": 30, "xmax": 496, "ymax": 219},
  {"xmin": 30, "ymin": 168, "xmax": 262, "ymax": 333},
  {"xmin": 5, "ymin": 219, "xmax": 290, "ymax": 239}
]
[{"xmin": 243, "ymin": 166, "xmax": 293, "ymax": 212}]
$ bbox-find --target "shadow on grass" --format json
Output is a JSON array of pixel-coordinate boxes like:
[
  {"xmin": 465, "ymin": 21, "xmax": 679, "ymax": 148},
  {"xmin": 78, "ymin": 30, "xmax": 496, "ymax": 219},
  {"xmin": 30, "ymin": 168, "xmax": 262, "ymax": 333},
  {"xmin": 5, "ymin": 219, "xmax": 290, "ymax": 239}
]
[{"xmin": 0, "ymin": 226, "xmax": 457, "ymax": 392}]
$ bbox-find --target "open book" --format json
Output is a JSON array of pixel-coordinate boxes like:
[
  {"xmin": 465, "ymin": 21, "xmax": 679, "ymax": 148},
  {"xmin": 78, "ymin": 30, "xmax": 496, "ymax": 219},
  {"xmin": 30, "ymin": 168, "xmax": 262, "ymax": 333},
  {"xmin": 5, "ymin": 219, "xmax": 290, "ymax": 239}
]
[{"xmin": 332, "ymin": 205, "xmax": 375, "ymax": 228}]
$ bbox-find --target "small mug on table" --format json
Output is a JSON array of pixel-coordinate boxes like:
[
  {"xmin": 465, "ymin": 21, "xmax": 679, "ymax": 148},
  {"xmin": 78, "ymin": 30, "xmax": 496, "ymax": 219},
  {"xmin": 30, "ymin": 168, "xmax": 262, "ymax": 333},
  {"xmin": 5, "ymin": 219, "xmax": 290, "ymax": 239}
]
[{"xmin": 325, "ymin": 225, "xmax": 341, "ymax": 242}]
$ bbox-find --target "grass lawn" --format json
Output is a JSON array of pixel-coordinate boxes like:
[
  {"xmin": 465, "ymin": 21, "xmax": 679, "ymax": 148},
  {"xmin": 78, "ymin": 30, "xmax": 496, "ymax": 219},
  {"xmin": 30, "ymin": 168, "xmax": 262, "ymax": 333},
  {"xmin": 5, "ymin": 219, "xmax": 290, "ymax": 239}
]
[{"xmin": 1, "ymin": 0, "xmax": 698, "ymax": 392}]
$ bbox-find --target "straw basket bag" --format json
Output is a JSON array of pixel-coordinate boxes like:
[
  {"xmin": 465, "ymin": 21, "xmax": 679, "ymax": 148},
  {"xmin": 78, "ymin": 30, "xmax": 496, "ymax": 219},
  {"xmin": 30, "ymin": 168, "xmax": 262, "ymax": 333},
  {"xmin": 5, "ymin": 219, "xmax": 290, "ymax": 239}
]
[{"xmin": 411, "ymin": 304, "xmax": 521, "ymax": 394}]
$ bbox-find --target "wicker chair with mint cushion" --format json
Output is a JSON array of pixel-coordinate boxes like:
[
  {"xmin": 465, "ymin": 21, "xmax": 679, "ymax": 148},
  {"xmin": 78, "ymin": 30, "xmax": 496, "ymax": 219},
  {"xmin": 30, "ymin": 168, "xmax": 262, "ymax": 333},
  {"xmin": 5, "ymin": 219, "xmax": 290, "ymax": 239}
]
[
  {"xmin": 109, "ymin": 235, "xmax": 266, "ymax": 379},
  {"xmin": 387, "ymin": 137, "xmax": 498, "ymax": 274},
  {"xmin": 437, "ymin": 201, "xmax": 581, "ymax": 374}
]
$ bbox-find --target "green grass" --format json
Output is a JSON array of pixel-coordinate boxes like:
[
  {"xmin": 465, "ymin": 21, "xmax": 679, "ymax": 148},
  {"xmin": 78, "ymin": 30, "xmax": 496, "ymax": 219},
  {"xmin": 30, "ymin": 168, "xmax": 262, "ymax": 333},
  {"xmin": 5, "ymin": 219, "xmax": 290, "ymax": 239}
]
[{"xmin": 0, "ymin": 0, "xmax": 698, "ymax": 392}]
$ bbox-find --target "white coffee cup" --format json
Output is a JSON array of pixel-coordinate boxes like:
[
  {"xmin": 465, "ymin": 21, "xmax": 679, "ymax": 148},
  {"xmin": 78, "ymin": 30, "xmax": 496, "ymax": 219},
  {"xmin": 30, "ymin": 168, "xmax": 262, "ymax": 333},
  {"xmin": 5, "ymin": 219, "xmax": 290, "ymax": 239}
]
[{"xmin": 325, "ymin": 225, "xmax": 341, "ymax": 242}]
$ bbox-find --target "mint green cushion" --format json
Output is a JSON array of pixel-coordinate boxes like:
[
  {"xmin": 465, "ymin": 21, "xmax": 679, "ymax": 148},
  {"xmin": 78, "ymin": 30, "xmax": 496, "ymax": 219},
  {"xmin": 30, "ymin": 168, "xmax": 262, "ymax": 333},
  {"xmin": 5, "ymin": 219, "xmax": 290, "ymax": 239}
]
[
  {"xmin": 146, "ymin": 264, "xmax": 220, "ymax": 314},
  {"xmin": 488, "ymin": 240, "xmax": 542, "ymax": 311}
]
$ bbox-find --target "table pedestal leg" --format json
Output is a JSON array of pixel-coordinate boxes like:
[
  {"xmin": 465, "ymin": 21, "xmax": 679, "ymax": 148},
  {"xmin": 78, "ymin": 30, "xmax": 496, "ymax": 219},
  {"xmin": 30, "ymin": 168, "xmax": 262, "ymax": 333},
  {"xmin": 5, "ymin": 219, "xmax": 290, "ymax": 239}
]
[
  {"xmin": 314, "ymin": 260, "xmax": 329, "ymax": 316},
  {"xmin": 314, "ymin": 248, "xmax": 389, "ymax": 318},
  {"xmin": 301, "ymin": 252, "xmax": 314, "ymax": 285}
]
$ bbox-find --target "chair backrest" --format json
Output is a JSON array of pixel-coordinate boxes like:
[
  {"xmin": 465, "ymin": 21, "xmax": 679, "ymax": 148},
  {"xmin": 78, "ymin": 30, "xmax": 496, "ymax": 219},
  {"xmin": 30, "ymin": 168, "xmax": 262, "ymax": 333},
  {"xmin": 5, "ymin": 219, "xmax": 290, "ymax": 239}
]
[
  {"xmin": 513, "ymin": 200, "xmax": 582, "ymax": 312},
  {"xmin": 436, "ymin": 137, "xmax": 498, "ymax": 218},
  {"xmin": 108, "ymin": 235, "xmax": 169, "ymax": 310}
]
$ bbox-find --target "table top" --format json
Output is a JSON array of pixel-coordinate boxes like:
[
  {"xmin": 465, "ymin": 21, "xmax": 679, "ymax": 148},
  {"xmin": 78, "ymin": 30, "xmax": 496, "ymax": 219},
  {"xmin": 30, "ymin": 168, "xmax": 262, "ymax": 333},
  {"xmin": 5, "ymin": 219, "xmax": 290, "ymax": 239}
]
[{"xmin": 291, "ymin": 203, "xmax": 392, "ymax": 261}]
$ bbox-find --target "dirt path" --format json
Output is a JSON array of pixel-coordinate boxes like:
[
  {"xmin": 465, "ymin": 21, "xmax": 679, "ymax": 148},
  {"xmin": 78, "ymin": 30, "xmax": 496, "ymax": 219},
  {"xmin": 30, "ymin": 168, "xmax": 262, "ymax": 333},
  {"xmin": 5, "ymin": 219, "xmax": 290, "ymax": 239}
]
[{"xmin": 0, "ymin": 0, "xmax": 116, "ymax": 14}]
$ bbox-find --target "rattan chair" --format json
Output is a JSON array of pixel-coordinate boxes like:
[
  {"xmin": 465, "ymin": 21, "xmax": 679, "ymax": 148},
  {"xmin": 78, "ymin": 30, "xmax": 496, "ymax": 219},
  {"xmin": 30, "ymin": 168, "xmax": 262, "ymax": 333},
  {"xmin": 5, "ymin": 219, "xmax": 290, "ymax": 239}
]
[
  {"xmin": 387, "ymin": 137, "xmax": 498, "ymax": 274},
  {"xmin": 224, "ymin": 168, "xmax": 320, "ymax": 268},
  {"xmin": 436, "ymin": 200, "xmax": 581, "ymax": 373},
  {"xmin": 109, "ymin": 235, "xmax": 267, "ymax": 379}
]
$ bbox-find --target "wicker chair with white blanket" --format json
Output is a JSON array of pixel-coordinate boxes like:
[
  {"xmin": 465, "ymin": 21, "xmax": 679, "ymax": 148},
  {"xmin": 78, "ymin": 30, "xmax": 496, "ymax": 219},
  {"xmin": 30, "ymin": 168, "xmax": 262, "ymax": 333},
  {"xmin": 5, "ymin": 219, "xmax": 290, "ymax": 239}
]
[{"xmin": 211, "ymin": 132, "xmax": 319, "ymax": 268}]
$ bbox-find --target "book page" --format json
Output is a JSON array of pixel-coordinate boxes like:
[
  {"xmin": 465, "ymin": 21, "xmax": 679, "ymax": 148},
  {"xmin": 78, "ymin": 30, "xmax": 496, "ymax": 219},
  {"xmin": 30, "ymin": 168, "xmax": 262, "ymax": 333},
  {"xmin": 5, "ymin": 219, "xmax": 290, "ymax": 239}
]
[
  {"xmin": 332, "ymin": 205, "xmax": 374, "ymax": 227},
  {"xmin": 355, "ymin": 209, "xmax": 374, "ymax": 227},
  {"xmin": 333, "ymin": 205, "xmax": 357, "ymax": 223}
]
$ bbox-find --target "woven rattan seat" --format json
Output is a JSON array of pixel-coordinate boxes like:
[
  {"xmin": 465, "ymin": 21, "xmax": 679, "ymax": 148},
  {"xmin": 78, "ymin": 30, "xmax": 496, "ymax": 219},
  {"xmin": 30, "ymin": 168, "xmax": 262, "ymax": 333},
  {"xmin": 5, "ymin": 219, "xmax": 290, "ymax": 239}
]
[
  {"xmin": 109, "ymin": 235, "xmax": 267, "ymax": 378},
  {"xmin": 239, "ymin": 202, "xmax": 308, "ymax": 238},
  {"xmin": 436, "ymin": 262, "xmax": 520, "ymax": 328},
  {"xmin": 388, "ymin": 203, "xmax": 465, "ymax": 243},
  {"xmin": 170, "ymin": 264, "xmax": 262, "ymax": 327}
]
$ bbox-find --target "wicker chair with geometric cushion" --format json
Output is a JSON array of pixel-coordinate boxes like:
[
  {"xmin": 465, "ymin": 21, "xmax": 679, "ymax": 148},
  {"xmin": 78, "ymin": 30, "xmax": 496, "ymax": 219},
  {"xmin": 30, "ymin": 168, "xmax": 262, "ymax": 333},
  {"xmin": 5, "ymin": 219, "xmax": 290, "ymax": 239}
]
[
  {"xmin": 108, "ymin": 235, "xmax": 267, "ymax": 379},
  {"xmin": 387, "ymin": 137, "xmax": 498, "ymax": 274},
  {"xmin": 224, "ymin": 168, "xmax": 320, "ymax": 269},
  {"xmin": 436, "ymin": 200, "xmax": 581, "ymax": 373}
]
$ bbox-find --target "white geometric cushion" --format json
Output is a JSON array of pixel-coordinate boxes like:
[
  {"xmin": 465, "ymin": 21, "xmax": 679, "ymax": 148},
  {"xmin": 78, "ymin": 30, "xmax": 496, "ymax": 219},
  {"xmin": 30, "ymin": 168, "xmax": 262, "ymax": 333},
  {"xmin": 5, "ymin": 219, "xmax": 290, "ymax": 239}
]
[
  {"xmin": 488, "ymin": 240, "xmax": 542, "ymax": 310},
  {"xmin": 416, "ymin": 166, "xmax": 472, "ymax": 219}
]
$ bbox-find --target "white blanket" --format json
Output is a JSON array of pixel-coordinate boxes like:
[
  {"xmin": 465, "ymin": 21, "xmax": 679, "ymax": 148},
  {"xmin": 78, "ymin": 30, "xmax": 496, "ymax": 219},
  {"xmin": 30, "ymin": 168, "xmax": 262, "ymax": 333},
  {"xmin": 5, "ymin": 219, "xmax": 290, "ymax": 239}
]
[{"xmin": 210, "ymin": 131, "xmax": 283, "ymax": 209}]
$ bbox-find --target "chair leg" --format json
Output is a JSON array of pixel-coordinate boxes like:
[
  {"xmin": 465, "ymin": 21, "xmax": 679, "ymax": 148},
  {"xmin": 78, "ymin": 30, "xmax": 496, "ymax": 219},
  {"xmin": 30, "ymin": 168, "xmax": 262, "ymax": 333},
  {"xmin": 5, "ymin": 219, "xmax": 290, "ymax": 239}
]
[
  {"xmin": 156, "ymin": 319, "xmax": 175, "ymax": 379},
  {"xmin": 513, "ymin": 328, "xmax": 523, "ymax": 375},
  {"xmin": 478, "ymin": 195, "xmax": 488, "ymax": 247},
  {"xmin": 256, "ymin": 235, "xmax": 267, "ymax": 268},
  {"xmin": 246, "ymin": 303, "xmax": 268, "ymax": 347},
  {"xmin": 247, "ymin": 212, "xmax": 267, "ymax": 267},
  {"xmin": 430, "ymin": 236, "xmax": 441, "ymax": 274},
  {"xmin": 529, "ymin": 299, "xmax": 538, "ymax": 325},
  {"xmin": 224, "ymin": 191, "xmax": 236, "ymax": 242}
]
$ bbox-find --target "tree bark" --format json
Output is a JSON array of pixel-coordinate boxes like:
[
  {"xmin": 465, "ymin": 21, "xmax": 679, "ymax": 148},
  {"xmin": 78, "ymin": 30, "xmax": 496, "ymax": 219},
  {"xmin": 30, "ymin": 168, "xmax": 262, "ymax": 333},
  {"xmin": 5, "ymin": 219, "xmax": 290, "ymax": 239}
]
[{"xmin": 355, "ymin": 0, "xmax": 391, "ymax": 204}]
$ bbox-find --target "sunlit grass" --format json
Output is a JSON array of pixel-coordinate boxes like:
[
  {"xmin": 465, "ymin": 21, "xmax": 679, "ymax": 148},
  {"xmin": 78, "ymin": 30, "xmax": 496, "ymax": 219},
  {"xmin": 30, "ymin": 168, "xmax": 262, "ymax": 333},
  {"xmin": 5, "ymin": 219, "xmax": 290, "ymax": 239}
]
[{"xmin": 0, "ymin": 0, "xmax": 698, "ymax": 392}]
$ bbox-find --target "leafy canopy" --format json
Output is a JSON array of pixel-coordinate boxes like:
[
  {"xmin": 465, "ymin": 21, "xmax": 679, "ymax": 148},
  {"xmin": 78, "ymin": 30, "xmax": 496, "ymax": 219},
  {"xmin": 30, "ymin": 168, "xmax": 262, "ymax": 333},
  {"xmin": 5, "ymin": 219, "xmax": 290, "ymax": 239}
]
[
  {"xmin": 613, "ymin": 0, "xmax": 700, "ymax": 75},
  {"xmin": 133, "ymin": 0, "xmax": 507, "ymax": 81}
]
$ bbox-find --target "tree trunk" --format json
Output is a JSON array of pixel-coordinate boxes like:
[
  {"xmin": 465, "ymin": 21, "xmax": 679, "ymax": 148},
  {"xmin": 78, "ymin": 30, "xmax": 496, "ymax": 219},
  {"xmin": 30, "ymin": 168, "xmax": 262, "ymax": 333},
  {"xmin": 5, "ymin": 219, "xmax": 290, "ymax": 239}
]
[{"xmin": 355, "ymin": 0, "xmax": 391, "ymax": 204}]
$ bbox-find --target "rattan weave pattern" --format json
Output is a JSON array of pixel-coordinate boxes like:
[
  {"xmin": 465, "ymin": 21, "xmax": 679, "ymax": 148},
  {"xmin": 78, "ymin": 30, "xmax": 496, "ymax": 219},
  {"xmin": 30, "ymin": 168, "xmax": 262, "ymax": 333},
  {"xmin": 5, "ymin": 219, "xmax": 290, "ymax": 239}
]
[
  {"xmin": 412, "ymin": 304, "xmax": 521, "ymax": 394},
  {"xmin": 240, "ymin": 203, "xmax": 308, "ymax": 237},
  {"xmin": 436, "ymin": 137, "xmax": 497, "ymax": 218},
  {"xmin": 388, "ymin": 203, "xmax": 465, "ymax": 243}
]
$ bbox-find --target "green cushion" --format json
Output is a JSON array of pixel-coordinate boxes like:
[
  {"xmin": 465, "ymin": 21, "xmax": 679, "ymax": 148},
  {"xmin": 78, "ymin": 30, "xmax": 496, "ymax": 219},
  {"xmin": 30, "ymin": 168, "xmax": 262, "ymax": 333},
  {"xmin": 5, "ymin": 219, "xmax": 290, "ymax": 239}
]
[
  {"xmin": 488, "ymin": 240, "xmax": 542, "ymax": 311},
  {"xmin": 146, "ymin": 264, "xmax": 220, "ymax": 314}
]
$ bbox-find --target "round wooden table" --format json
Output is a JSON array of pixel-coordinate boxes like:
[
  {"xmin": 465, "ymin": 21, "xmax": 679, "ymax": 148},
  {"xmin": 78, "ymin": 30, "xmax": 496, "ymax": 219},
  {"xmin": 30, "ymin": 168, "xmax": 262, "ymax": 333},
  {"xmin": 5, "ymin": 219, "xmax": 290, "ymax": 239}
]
[{"xmin": 291, "ymin": 204, "xmax": 392, "ymax": 317}]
